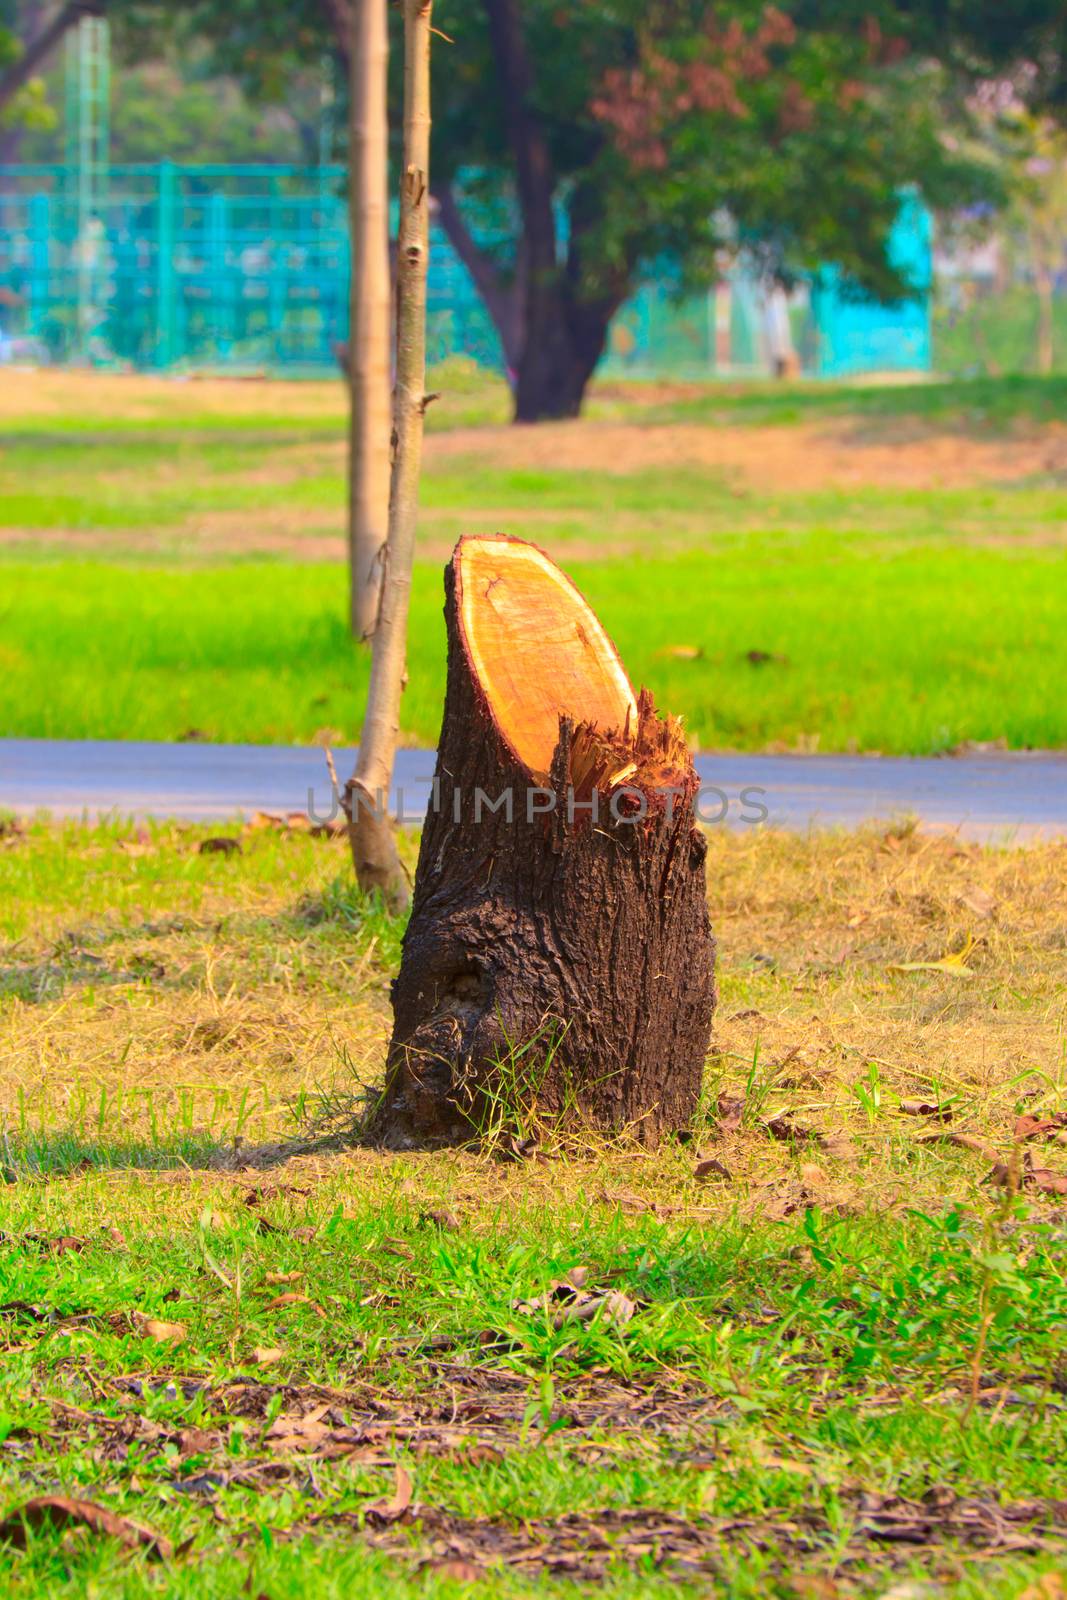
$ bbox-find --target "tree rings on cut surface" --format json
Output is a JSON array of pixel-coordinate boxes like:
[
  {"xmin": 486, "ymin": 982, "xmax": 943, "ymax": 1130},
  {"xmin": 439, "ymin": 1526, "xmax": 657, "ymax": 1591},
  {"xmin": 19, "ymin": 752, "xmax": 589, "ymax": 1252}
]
[{"xmin": 369, "ymin": 534, "xmax": 716, "ymax": 1148}]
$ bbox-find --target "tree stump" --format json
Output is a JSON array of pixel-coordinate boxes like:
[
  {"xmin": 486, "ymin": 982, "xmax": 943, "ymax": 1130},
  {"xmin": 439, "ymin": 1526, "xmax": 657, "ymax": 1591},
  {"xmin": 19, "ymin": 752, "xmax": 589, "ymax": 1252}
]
[{"xmin": 369, "ymin": 534, "xmax": 715, "ymax": 1147}]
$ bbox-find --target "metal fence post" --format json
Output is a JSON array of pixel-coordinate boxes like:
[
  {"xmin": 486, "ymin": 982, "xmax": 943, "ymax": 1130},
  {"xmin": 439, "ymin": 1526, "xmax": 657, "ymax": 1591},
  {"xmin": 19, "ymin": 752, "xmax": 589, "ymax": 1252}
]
[
  {"xmin": 28, "ymin": 192, "xmax": 51, "ymax": 339},
  {"xmin": 155, "ymin": 159, "xmax": 177, "ymax": 368}
]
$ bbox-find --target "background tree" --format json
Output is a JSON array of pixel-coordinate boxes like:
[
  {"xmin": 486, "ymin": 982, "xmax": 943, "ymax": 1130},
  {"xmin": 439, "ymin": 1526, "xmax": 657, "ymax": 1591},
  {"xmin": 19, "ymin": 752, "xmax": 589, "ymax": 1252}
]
[{"xmin": 109, "ymin": 0, "xmax": 1067, "ymax": 419}]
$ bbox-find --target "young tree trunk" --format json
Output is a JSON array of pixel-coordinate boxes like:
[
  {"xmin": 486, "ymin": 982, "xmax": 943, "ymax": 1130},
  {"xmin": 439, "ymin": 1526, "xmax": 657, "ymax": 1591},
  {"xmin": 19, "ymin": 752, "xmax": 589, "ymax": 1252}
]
[
  {"xmin": 369, "ymin": 535, "xmax": 716, "ymax": 1148},
  {"xmin": 347, "ymin": 0, "xmax": 392, "ymax": 641},
  {"xmin": 345, "ymin": 0, "xmax": 433, "ymax": 909}
]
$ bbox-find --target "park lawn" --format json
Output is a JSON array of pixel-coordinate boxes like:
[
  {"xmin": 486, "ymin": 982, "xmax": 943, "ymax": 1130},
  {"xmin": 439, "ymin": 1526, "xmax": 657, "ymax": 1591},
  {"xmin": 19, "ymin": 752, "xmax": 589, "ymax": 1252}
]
[
  {"xmin": 2, "ymin": 542, "xmax": 1066, "ymax": 752},
  {"xmin": 2, "ymin": 368, "xmax": 1067, "ymax": 753},
  {"xmin": 0, "ymin": 817, "xmax": 1065, "ymax": 1595}
]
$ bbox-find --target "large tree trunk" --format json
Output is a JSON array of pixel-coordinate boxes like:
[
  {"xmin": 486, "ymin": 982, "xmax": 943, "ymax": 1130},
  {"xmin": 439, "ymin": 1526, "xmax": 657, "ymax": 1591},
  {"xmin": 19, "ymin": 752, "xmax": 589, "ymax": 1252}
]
[
  {"xmin": 347, "ymin": 0, "xmax": 392, "ymax": 641},
  {"xmin": 513, "ymin": 291, "xmax": 618, "ymax": 421},
  {"xmin": 369, "ymin": 534, "xmax": 716, "ymax": 1148}
]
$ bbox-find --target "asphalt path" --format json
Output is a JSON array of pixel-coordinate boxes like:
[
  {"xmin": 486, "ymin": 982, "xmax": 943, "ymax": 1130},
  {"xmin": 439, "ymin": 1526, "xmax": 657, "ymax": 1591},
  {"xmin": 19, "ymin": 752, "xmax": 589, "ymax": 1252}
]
[{"xmin": 2, "ymin": 739, "xmax": 1065, "ymax": 843}]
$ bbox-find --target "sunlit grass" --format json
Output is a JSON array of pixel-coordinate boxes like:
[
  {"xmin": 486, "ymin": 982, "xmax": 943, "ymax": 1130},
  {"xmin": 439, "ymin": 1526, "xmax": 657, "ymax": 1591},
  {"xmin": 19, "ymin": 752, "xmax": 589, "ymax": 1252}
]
[{"xmin": 0, "ymin": 820, "xmax": 1063, "ymax": 1593}]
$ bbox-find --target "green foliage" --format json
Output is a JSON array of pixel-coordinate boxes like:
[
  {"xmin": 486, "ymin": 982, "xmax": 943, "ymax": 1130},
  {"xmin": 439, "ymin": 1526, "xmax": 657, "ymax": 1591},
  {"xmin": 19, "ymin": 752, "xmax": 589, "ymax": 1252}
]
[
  {"xmin": 21, "ymin": 53, "xmax": 316, "ymax": 165},
  {"xmin": 111, "ymin": 0, "xmax": 1047, "ymax": 306}
]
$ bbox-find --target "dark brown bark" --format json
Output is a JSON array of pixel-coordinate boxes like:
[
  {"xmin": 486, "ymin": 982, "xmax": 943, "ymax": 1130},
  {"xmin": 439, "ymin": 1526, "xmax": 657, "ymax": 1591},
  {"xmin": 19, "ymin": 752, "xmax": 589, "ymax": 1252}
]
[
  {"xmin": 0, "ymin": 1, "xmax": 101, "ymax": 115},
  {"xmin": 513, "ymin": 278, "xmax": 623, "ymax": 421},
  {"xmin": 370, "ymin": 535, "xmax": 716, "ymax": 1149}
]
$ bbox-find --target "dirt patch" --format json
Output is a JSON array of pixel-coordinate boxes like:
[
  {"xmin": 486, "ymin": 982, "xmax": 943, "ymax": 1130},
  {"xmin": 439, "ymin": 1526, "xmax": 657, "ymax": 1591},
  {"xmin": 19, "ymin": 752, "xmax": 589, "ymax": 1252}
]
[
  {"xmin": 428, "ymin": 416, "xmax": 1067, "ymax": 490},
  {"xmin": 0, "ymin": 370, "xmax": 346, "ymax": 426},
  {"xmin": 313, "ymin": 1493, "xmax": 1066, "ymax": 1580}
]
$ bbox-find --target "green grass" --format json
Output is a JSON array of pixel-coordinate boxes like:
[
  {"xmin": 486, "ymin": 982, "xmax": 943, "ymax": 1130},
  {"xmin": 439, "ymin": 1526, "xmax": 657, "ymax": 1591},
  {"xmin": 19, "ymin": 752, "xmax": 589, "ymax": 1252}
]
[
  {"xmin": 2, "ymin": 369, "xmax": 1067, "ymax": 752},
  {"xmin": 0, "ymin": 818, "xmax": 1065, "ymax": 1594},
  {"xmin": 2, "ymin": 542, "xmax": 1066, "ymax": 752}
]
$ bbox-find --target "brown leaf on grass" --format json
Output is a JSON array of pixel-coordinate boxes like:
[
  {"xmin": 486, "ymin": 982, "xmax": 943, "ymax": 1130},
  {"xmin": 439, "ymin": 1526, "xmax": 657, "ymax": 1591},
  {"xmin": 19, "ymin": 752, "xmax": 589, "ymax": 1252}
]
[
  {"xmin": 21, "ymin": 1233, "xmax": 89, "ymax": 1255},
  {"xmin": 956, "ymin": 887, "xmax": 995, "ymax": 919},
  {"xmin": 421, "ymin": 1557, "xmax": 481, "ymax": 1581},
  {"xmin": 558, "ymin": 1291, "xmax": 636, "ymax": 1328},
  {"xmin": 513, "ymin": 1276, "xmax": 636, "ymax": 1330},
  {"xmin": 251, "ymin": 1215, "xmax": 286, "ymax": 1237},
  {"xmin": 251, "ymin": 1346, "xmax": 285, "ymax": 1367},
  {"xmin": 132, "ymin": 1313, "xmax": 186, "ymax": 1345},
  {"xmin": 818, "ymin": 1134, "xmax": 857, "ymax": 1162},
  {"xmin": 363, "ymin": 1465, "xmax": 413, "ymax": 1524},
  {"xmin": 265, "ymin": 1406, "xmax": 332, "ymax": 1453},
  {"xmin": 900, "ymin": 1098, "xmax": 952, "ymax": 1121},
  {"xmin": 420, "ymin": 1209, "xmax": 461, "ymax": 1231},
  {"xmin": 915, "ymin": 1130, "xmax": 1000, "ymax": 1163},
  {"xmin": 1014, "ymin": 1112, "xmax": 1067, "ymax": 1142},
  {"xmin": 786, "ymin": 1579, "xmax": 843, "ymax": 1600},
  {"xmin": 763, "ymin": 1115, "xmax": 820, "ymax": 1144},
  {"xmin": 0, "ymin": 1496, "xmax": 171, "ymax": 1559},
  {"xmin": 262, "ymin": 1293, "xmax": 325, "ymax": 1316},
  {"xmin": 177, "ymin": 1427, "xmax": 217, "ymax": 1457},
  {"xmin": 243, "ymin": 1184, "xmax": 311, "ymax": 1207},
  {"xmin": 593, "ymin": 1188, "xmax": 653, "ymax": 1214},
  {"xmin": 1029, "ymin": 1166, "xmax": 1067, "ymax": 1197},
  {"xmin": 380, "ymin": 1238, "xmax": 415, "ymax": 1260},
  {"xmin": 694, "ymin": 1158, "xmax": 732, "ymax": 1183},
  {"xmin": 498, "ymin": 1133, "xmax": 543, "ymax": 1162},
  {"xmin": 713, "ymin": 1092, "xmax": 745, "ymax": 1134},
  {"xmin": 198, "ymin": 837, "xmax": 241, "ymax": 856},
  {"xmin": 246, "ymin": 810, "xmax": 285, "ymax": 832}
]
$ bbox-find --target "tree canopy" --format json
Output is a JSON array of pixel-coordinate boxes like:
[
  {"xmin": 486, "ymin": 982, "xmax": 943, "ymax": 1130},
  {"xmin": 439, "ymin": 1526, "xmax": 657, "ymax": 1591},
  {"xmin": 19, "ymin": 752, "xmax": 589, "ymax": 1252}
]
[{"xmin": 60, "ymin": 0, "xmax": 1067, "ymax": 414}]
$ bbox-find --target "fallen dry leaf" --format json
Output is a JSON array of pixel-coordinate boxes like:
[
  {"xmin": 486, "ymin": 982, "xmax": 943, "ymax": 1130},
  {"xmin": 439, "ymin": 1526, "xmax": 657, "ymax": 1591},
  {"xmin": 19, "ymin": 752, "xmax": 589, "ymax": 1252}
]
[
  {"xmin": 265, "ymin": 1406, "xmax": 332, "ymax": 1453},
  {"xmin": 251, "ymin": 1346, "xmax": 285, "ymax": 1367},
  {"xmin": 422, "ymin": 1557, "xmax": 481, "ymax": 1581},
  {"xmin": 915, "ymin": 1130, "xmax": 999, "ymax": 1163},
  {"xmin": 198, "ymin": 836, "xmax": 241, "ymax": 856},
  {"xmin": 763, "ymin": 1115, "xmax": 820, "ymax": 1145},
  {"xmin": 132, "ymin": 1314, "xmax": 186, "ymax": 1345},
  {"xmin": 714, "ymin": 1092, "xmax": 745, "ymax": 1134},
  {"xmin": 956, "ymin": 887, "xmax": 995, "ymax": 919},
  {"xmin": 0, "ymin": 1496, "xmax": 171, "ymax": 1559},
  {"xmin": 363, "ymin": 1465, "xmax": 413, "ymax": 1524},
  {"xmin": 420, "ymin": 1209, "xmax": 461, "ymax": 1231},
  {"xmin": 262, "ymin": 1293, "xmax": 325, "ymax": 1316},
  {"xmin": 888, "ymin": 934, "xmax": 977, "ymax": 978},
  {"xmin": 1014, "ymin": 1112, "xmax": 1067, "ymax": 1142},
  {"xmin": 899, "ymin": 1098, "xmax": 951, "ymax": 1120},
  {"xmin": 1028, "ymin": 1166, "xmax": 1067, "ymax": 1197},
  {"xmin": 380, "ymin": 1238, "xmax": 415, "ymax": 1260}
]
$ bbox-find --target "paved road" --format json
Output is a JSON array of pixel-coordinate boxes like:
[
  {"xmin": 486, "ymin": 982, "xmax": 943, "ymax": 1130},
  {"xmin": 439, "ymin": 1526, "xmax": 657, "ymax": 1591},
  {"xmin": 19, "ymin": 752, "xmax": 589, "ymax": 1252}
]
[{"xmin": 3, "ymin": 738, "xmax": 1065, "ymax": 842}]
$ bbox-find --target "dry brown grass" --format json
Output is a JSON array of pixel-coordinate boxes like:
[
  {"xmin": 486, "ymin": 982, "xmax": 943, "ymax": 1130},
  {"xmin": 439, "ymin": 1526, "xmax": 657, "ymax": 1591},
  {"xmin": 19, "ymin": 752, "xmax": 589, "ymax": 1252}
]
[
  {"xmin": 429, "ymin": 417, "xmax": 1067, "ymax": 490},
  {"xmin": 0, "ymin": 369, "xmax": 347, "ymax": 425},
  {"xmin": 1, "ymin": 821, "xmax": 1064, "ymax": 1211}
]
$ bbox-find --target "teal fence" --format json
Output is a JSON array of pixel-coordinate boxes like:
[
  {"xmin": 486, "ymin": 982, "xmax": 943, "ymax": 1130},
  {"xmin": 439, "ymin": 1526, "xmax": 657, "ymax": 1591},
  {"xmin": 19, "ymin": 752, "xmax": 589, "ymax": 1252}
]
[{"xmin": 0, "ymin": 162, "xmax": 931, "ymax": 378}]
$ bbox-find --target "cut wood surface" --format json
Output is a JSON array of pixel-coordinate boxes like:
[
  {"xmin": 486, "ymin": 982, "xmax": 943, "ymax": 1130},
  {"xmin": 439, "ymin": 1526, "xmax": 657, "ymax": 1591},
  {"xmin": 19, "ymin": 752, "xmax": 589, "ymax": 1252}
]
[{"xmin": 371, "ymin": 534, "xmax": 716, "ymax": 1147}]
